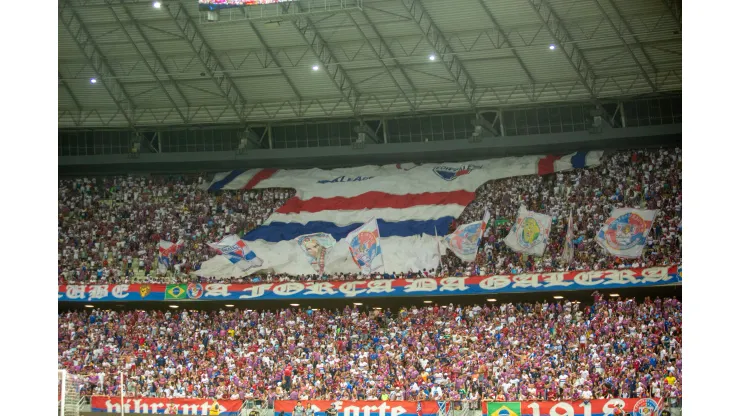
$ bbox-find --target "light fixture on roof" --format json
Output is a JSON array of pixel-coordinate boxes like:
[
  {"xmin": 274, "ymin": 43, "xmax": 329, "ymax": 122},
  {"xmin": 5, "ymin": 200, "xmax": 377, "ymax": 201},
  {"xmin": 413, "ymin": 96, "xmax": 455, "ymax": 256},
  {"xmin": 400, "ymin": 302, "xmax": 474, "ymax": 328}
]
[
  {"xmin": 290, "ymin": 303, "xmax": 300, "ymax": 307},
  {"xmin": 169, "ymin": 304, "xmax": 179, "ymax": 309},
  {"xmin": 90, "ymin": 78, "xmax": 97, "ymax": 84},
  {"xmin": 312, "ymin": 65, "xmax": 320, "ymax": 71},
  {"xmin": 429, "ymin": 54, "xmax": 436, "ymax": 61},
  {"xmin": 423, "ymin": 300, "xmax": 433, "ymax": 304},
  {"xmin": 353, "ymin": 302, "xmax": 363, "ymax": 306},
  {"xmin": 609, "ymin": 293, "xmax": 620, "ymax": 297},
  {"xmin": 225, "ymin": 304, "xmax": 234, "ymax": 307},
  {"xmin": 85, "ymin": 304, "xmax": 94, "ymax": 308},
  {"xmin": 373, "ymin": 307, "xmax": 382, "ymax": 310},
  {"xmin": 152, "ymin": 1, "xmax": 161, "ymax": 8},
  {"xmin": 553, "ymin": 295, "xmax": 564, "ymax": 299},
  {"xmin": 549, "ymin": 44, "xmax": 556, "ymax": 50},
  {"xmin": 487, "ymin": 298, "xmax": 497, "ymax": 302}
]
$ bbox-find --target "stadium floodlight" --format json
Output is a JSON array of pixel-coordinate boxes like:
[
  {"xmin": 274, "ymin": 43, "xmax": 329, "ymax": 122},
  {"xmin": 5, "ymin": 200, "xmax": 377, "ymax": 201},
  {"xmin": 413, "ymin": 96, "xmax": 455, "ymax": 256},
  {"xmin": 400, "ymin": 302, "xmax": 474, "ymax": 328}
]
[
  {"xmin": 549, "ymin": 44, "xmax": 556, "ymax": 50},
  {"xmin": 90, "ymin": 78, "xmax": 97, "ymax": 84},
  {"xmin": 429, "ymin": 54, "xmax": 436, "ymax": 61},
  {"xmin": 153, "ymin": 1, "xmax": 161, "ymax": 8},
  {"xmin": 312, "ymin": 65, "xmax": 320, "ymax": 71},
  {"xmin": 225, "ymin": 304, "xmax": 234, "ymax": 307},
  {"xmin": 553, "ymin": 295, "xmax": 564, "ymax": 299}
]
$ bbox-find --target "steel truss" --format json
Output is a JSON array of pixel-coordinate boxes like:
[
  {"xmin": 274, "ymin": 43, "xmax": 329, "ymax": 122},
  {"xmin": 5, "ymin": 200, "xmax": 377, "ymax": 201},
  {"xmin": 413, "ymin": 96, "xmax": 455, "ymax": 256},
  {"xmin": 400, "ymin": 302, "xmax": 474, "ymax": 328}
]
[
  {"xmin": 108, "ymin": 4, "xmax": 191, "ymax": 124},
  {"xmin": 59, "ymin": 0, "xmax": 139, "ymax": 131},
  {"xmin": 58, "ymin": 69, "xmax": 681, "ymax": 128},
  {"xmin": 285, "ymin": 2, "xmax": 362, "ymax": 119},
  {"xmin": 591, "ymin": 0, "xmax": 657, "ymax": 92},
  {"xmin": 401, "ymin": 0, "xmax": 477, "ymax": 110}
]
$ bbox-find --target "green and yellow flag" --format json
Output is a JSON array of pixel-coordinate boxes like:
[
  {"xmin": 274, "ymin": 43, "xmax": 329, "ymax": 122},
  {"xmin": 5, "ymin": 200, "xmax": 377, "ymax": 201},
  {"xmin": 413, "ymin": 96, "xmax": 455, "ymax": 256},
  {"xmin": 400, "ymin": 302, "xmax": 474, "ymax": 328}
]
[
  {"xmin": 165, "ymin": 284, "xmax": 187, "ymax": 300},
  {"xmin": 486, "ymin": 402, "xmax": 521, "ymax": 416}
]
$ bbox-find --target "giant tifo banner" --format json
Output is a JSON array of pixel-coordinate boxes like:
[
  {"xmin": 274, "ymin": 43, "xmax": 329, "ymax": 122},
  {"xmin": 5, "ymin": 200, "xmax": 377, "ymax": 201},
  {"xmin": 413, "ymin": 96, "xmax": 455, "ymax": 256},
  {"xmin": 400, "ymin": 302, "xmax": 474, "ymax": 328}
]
[
  {"xmin": 198, "ymin": 152, "xmax": 603, "ymax": 276},
  {"xmin": 91, "ymin": 396, "xmax": 241, "ymax": 415},
  {"xmin": 484, "ymin": 398, "xmax": 662, "ymax": 416},
  {"xmin": 58, "ymin": 265, "xmax": 680, "ymax": 302},
  {"xmin": 275, "ymin": 401, "xmax": 439, "ymax": 416}
]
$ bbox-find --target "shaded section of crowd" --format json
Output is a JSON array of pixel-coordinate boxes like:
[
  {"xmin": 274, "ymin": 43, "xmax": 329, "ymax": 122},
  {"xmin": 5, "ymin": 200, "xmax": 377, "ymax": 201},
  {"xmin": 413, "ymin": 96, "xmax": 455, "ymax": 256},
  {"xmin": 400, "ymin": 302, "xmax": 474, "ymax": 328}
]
[
  {"xmin": 58, "ymin": 295, "xmax": 681, "ymax": 405},
  {"xmin": 58, "ymin": 148, "xmax": 681, "ymax": 285}
]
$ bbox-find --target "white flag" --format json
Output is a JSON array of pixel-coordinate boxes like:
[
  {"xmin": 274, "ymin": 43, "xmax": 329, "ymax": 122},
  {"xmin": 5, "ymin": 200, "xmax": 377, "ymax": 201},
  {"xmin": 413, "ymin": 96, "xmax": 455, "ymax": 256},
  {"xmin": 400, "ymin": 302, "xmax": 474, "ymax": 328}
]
[
  {"xmin": 596, "ymin": 208, "xmax": 657, "ymax": 258},
  {"xmin": 344, "ymin": 218, "xmax": 383, "ymax": 274},
  {"xmin": 504, "ymin": 205, "xmax": 553, "ymax": 256},
  {"xmin": 295, "ymin": 233, "xmax": 336, "ymax": 275},
  {"xmin": 561, "ymin": 211, "xmax": 574, "ymax": 263},
  {"xmin": 443, "ymin": 210, "xmax": 490, "ymax": 262}
]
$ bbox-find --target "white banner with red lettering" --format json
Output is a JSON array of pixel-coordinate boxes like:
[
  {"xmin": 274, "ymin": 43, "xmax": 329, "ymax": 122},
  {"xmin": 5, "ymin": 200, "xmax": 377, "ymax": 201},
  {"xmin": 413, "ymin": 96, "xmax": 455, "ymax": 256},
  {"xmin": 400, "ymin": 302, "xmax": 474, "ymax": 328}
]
[{"xmin": 91, "ymin": 396, "xmax": 242, "ymax": 415}]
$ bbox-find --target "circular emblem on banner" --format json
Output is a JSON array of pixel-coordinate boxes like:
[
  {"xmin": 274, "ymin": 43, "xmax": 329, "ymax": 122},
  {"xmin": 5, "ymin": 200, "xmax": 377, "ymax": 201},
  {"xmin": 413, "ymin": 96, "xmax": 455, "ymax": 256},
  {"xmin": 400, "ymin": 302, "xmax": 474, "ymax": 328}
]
[
  {"xmin": 349, "ymin": 231, "xmax": 380, "ymax": 268},
  {"xmin": 187, "ymin": 283, "xmax": 204, "ymax": 299},
  {"xmin": 603, "ymin": 212, "xmax": 649, "ymax": 250},
  {"xmin": 517, "ymin": 216, "xmax": 542, "ymax": 248},
  {"xmin": 632, "ymin": 398, "xmax": 660, "ymax": 416}
]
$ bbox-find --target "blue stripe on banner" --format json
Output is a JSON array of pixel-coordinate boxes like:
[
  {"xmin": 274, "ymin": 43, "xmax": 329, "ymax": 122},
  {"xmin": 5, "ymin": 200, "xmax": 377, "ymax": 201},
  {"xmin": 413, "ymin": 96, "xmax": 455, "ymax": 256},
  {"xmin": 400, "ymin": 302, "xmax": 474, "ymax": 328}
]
[
  {"xmin": 244, "ymin": 217, "xmax": 456, "ymax": 242},
  {"xmin": 208, "ymin": 170, "xmax": 245, "ymax": 191},
  {"xmin": 244, "ymin": 250, "xmax": 257, "ymax": 261},
  {"xmin": 570, "ymin": 151, "xmax": 588, "ymax": 169}
]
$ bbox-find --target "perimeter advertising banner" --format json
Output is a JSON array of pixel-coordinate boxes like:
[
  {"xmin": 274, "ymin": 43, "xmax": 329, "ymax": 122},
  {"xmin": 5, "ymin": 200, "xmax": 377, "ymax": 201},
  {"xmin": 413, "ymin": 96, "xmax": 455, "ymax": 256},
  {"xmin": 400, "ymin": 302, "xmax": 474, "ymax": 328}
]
[
  {"xmin": 91, "ymin": 396, "xmax": 242, "ymax": 415},
  {"xmin": 59, "ymin": 265, "xmax": 681, "ymax": 302},
  {"xmin": 274, "ymin": 401, "xmax": 440, "ymax": 416},
  {"xmin": 484, "ymin": 398, "xmax": 662, "ymax": 416}
]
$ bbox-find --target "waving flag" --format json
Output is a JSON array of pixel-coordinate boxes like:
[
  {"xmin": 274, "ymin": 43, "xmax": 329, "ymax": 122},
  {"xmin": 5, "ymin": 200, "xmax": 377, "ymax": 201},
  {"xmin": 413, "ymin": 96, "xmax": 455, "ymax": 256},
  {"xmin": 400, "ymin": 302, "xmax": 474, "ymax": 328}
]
[
  {"xmin": 536, "ymin": 151, "xmax": 601, "ymax": 176},
  {"xmin": 561, "ymin": 211, "xmax": 574, "ymax": 263},
  {"xmin": 596, "ymin": 208, "xmax": 657, "ymax": 258},
  {"xmin": 208, "ymin": 235, "xmax": 263, "ymax": 271},
  {"xmin": 443, "ymin": 210, "xmax": 490, "ymax": 262},
  {"xmin": 204, "ymin": 152, "xmax": 602, "ymax": 275},
  {"xmin": 157, "ymin": 240, "xmax": 183, "ymax": 273},
  {"xmin": 295, "ymin": 233, "xmax": 336, "ymax": 276},
  {"xmin": 345, "ymin": 219, "xmax": 383, "ymax": 274},
  {"xmin": 504, "ymin": 206, "xmax": 553, "ymax": 256}
]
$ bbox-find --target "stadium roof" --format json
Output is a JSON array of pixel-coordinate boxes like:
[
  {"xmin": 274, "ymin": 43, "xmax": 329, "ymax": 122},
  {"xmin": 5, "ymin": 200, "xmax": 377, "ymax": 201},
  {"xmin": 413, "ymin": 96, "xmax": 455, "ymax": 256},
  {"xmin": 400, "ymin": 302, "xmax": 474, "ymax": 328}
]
[{"xmin": 58, "ymin": 0, "xmax": 681, "ymax": 129}]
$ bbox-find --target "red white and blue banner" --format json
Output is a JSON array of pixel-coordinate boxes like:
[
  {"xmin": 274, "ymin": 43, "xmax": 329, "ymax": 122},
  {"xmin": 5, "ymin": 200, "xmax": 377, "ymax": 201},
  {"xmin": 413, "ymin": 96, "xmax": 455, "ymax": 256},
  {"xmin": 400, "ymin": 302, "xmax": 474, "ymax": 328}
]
[
  {"xmin": 346, "ymin": 218, "xmax": 384, "ymax": 274},
  {"xmin": 90, "ymin": 396, "xmax": 242, "ymax": 415},
  {"xmin": 484, "ymin": 398, "xmax": 662, "ymax": 416},
  {"xmin": 199, "ymin": 152, "xmax": 602, "ymax": 276},
  {"xmin": 274, "ymin": 401, "xmax": 440, "ymax": 416},
  {"xmin": 59, "ymin": 265, "xmax": 680, "ymax": 302},
  {"xmin": 443, "ymin": 210, "xmax": 490, "ymax": 262}
]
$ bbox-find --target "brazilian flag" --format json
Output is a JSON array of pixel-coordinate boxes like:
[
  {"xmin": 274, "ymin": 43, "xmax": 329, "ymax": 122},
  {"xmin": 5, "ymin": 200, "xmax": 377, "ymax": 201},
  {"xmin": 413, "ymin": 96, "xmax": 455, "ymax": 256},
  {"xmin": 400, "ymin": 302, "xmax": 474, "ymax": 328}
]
[
  {"xmin": 487, "ymin": 402, "xmax": 521, "ymax": 416},
  {"xmin": 165, "ymin": 284, "xmax": 187, "ymax": 300}
]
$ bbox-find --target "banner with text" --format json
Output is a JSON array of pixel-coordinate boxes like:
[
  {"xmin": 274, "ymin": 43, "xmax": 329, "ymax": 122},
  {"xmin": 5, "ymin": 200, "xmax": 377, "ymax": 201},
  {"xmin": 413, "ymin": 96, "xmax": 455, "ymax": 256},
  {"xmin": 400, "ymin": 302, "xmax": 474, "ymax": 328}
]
[
  {"xmin": 91, "ymin": 396, "xmax": 242, "ymax": 415},
  {"xmin": 275, "ymin": 401, "xmax": 440, "ymax": 416},
  {"xmin": 484, "ymin": 398, "xmax": 662, "ymax": 416},
  {"xmin": 59, "ymin": 265, "xmax": 680, "ymax": 302}
]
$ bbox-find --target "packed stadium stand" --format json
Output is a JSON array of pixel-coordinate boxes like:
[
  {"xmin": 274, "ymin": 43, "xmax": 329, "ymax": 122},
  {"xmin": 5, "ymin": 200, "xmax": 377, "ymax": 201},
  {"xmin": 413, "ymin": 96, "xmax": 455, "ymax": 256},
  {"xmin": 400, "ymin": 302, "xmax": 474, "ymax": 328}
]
[
  {"xmin": 58, "ymin": 148, "xmax": 681, "ymax": 285},
  {"xmin": 58, "ymin": 0, "xmax": 682, "ymax": 414}
]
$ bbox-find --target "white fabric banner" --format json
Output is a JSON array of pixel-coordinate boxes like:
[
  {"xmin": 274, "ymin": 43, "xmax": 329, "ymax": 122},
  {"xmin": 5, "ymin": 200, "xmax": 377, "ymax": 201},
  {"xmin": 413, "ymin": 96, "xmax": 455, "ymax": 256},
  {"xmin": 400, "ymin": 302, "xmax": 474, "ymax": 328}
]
[
  {"xmin": 596, "ymin": 208, "xmax": 658, "ymax": 258},
  {"xmin": 503, "ymin": 205, "xmax": 553, "ymax": 256}
]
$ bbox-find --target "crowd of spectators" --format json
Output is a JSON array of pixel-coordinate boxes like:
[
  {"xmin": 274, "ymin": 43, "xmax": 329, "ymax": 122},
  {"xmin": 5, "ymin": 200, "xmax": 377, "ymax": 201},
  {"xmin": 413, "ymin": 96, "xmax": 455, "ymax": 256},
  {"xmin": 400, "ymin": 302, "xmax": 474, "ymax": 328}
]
[
  {"xmin": 58, "ymin": 294, "xmax": 682, "ymax": 406},
  {"xmin": 442, "ymin": 147, "xmax": 682, "ymax": 277},
  {"xmin": 58, "ymin": 174, "xmax": 293, "ymax": 285},
  {"xmin": 58, "ymin": 147, "xmax": 681, "ymax": 285}
]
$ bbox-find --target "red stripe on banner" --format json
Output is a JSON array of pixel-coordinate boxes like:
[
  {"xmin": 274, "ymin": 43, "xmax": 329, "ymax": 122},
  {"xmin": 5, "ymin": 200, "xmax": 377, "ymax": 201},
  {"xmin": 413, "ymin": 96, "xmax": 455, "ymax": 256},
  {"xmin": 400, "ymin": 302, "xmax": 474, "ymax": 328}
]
[
  {"xmin": 243, "ymin": 168, "xmax": 278, "ymax": 190},
  {"xmin": 537, "ymin": 155, "xmax": 563, "ymax": 176},
  {"xmin": 276, "ymin": 190, "xmax": 476, "ymax": 214}
]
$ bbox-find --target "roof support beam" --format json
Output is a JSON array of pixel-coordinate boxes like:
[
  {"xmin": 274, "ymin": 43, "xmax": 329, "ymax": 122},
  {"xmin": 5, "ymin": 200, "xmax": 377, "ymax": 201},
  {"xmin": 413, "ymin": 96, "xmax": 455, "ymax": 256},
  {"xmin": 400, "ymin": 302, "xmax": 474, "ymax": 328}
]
[
  {"xmin": 346, "ymin": 12, "xmax": 417, "ymax": 112},
  {"xmin": 526, "ymin": 0, "xmax": 613, "ymax": 126},
  {"xmin": 284, "ymin": 3, "xmax": 361, "ymax": 118},
  {"xmin": 661, "ymin": 0, "xmax": 681, "ymax": 31},
  {"xmin": 59, "ymin": 0, "xmax": 138, "ymax": 131},
  {"xmin": 109, "ymin": 5, "xmax": 191, "ymax": 124},
  {"xmin": 58, "ymin": 71, "xmax": 83, "ymax": 126},
  {"xmin": 475, "ymin": 0, "xmax": 536, "ymax": 85},
  {"xmin": 244, "ymin": 19, "xmax": 303, "ymax": 102},
  {"xmin": 164, "ymin": 2, "xmax": 250, "ymax": 126},
  {"xmin": 401, "ymin": 0, "xmax": 477, "ymax": 110},
  {"xmin": 591, "ymin": 0, "xmax": 658, "ymax": 92}
]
